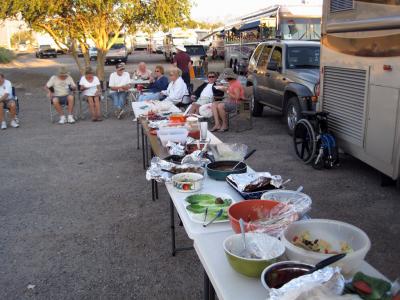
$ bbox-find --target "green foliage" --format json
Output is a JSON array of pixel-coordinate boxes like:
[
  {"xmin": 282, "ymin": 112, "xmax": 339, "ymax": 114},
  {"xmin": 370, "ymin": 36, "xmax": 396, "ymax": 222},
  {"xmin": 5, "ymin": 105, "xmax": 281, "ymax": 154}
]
[
  {"xmin": 0, "ymin": 47, "xmax": 15, "ymax": 64},
  {"xmin": 10, "ymin": 30, "xmax": 35, "ymax": 47},
  {"xmin": 0, "ymin": 0, "xmax": 192, "ymax": 78}
]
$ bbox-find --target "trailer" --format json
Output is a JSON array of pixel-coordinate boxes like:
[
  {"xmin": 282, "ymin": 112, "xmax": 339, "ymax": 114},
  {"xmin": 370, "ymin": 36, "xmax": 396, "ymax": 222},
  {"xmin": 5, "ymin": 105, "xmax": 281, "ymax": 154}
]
[{"xmin": 319, "ymin": 0, "xmax": 400, "ymax": 183}]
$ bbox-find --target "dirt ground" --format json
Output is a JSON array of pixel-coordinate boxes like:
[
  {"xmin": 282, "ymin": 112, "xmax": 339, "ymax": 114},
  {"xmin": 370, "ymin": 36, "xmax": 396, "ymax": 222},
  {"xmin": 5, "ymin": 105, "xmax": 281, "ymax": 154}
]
[{"xmin": 0, "ymin": 51, "xmax": 399, "ymax": 300}]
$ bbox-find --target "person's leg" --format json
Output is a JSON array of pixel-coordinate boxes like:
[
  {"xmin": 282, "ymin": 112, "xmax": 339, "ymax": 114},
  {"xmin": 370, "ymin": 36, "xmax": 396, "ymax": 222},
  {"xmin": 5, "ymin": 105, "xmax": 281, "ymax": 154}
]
[
  {"xmin": 67, "ymin": 95, "xmax": 74, "ymax": 114},
  {"xmin": 0, "ymin": 102, "xmax": 5, "ymax": 123},
  {"xmin": 7, "ymin": 100, "xmax": 17, "ymax": 119},
  {"xmin": 52, "ymin": 98, "xmax": 64, "ymax": 116},
  {"xmin": 87, "ymin": 96, "xmax": 96, "ymax": 120},
  {"xmin": 94, "ymin": 96, "xmax": 101, "ymax": 120},
  {"xmin": 218, "ymin": 103, "xmax": 228, "ymax": 130},
  {"xmin": 111, "ymin": 93, "xmax": 119, "ymax": 108},
  {"xmin": 211, "ymin": 102, "xmax": 221, "ymax": 131},
  {"xmin": 117, "ymin": 92, "xmax": 127, "ymax": 119}
]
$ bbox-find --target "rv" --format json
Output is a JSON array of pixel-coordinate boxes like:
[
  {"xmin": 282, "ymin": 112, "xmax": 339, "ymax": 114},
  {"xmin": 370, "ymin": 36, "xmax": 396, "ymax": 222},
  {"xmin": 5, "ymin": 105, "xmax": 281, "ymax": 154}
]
[
  {"xmin": 224, "ymin": 2, "xmax": 322, "ymax": 74},
  {"xmin": 163, "ymin": 28, "xmax": 197, "ymax": 62},
  {"xmin": 319, "ymin": 0, "xmax": 400, "ymax": 183}
]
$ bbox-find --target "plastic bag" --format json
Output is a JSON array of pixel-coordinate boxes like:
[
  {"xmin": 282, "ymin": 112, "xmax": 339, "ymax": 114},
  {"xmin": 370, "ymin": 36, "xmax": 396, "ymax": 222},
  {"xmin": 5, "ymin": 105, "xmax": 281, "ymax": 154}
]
[{"xmin": 247, "ymin": 202, "xmax": 299, "ymax": 237}]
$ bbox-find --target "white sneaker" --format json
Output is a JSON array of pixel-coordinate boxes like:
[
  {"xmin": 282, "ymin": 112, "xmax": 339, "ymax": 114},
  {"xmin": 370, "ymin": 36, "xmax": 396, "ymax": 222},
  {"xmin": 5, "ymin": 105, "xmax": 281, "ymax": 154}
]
[
  {"xmin": 10, "ymin": 119, "xmax": 19, "ymax": 128},
  {"xmin": 58, "ymin": 115, "xmax": 66, "ymax": 124},
  {"xmin": 1, "ymin": 121, "xmax": 6, "ymax": 130},
  {"xmin": 67, "ymin": 115, "xmax": 76, "ymax": 124}
]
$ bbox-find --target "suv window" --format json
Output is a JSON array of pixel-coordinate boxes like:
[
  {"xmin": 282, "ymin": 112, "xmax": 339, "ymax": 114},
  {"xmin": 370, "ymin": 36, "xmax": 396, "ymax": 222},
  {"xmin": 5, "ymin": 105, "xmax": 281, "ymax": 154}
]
[
  {"xmin": 111, "ymin": 44, "xmax": 125, "ymax": 50},
  {"xmin": 286, "ymin": 46, "xmax": 320, "ymax": 69},
  {"xmin": 256, "ymin": 46, "xmax": 272, "ymax": 70},
  {"xmin": 270, "ymin": 47, "xmax": 283, "ymax": 69},
  {"xmin": 248, "ymin": 45, "xmax": 264, "ymax": 70}
]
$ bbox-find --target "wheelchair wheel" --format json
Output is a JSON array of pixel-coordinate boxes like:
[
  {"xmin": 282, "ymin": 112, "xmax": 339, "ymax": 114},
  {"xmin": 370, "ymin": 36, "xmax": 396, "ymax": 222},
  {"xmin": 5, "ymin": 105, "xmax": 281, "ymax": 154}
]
[{"xmin": 293, "ymin": 119, "xmax": 317, "ymax": 164}]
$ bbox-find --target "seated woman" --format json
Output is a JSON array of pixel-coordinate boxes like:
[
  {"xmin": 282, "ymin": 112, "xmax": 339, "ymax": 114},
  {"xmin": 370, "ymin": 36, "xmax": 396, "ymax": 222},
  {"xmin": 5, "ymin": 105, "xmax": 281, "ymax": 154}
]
[
  {"xmin": 138, "ymin": 65, "xmax": 169, "ymax": 101},
  {"xmin": 161, "ymin": 68, "xmax": 189, "ymax": 105},
  {"xmin": 133, "ymin": 62, "xmax": 152, "ymax": 80},
  {"xmin": 210, "ymin": 69, "xmax": 244, "ymax": 132},
  {"xmin": 187, "ymin": 71, "xmax": 224, "ymax": 115},
  {"xmin": 79, "ymin": 67, "xmax": 102, "ymax": 121}
]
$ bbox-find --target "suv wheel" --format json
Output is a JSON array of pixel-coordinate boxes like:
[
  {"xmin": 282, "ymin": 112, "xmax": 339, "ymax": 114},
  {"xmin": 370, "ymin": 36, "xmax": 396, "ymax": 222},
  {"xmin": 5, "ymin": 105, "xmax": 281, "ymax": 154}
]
[
  {"xmin": 286, "ymin": 96, "xmax": 302, "ymax": 135},
  {"xmin": 252, "ymin": 92, "xmax": 263, "ymax": 117}
]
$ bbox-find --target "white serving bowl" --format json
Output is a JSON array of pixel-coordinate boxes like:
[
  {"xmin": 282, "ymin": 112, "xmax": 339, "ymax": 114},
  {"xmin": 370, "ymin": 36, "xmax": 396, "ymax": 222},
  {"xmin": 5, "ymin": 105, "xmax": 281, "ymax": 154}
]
[
  {"xmin": 171, "ymin": 172, "xmax": 204, "ymax": 193},
  {"xmin": 281, "ymin": 219, "xmax": 371, "ymax": 275},
  {"xmin": 261, "ymin": 189, "xmax": 312, "ymax": 217}
]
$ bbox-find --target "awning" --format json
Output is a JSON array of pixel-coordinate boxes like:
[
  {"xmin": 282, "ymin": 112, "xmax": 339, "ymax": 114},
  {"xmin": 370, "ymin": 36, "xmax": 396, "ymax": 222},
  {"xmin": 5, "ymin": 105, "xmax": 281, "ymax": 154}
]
[{"xmin": 238, "ymin": 20, "xmax": 260, "ymax": 32}]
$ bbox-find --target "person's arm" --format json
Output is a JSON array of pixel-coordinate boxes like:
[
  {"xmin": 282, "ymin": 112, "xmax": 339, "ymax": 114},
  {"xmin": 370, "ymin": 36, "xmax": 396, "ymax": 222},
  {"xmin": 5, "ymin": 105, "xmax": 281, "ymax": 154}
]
[
  {"xmin": 44, "ymin": 77, "xmax": 54, "ymax": 98},
  {"xmin": 79, "ymin": 78, "xmax": 86, "ymax": 91},
  {"xmin": 212, "ymin": 85, "xmax": 225, "ymax": 98},
  {"xmin": 68, "ymin": 76, "xmax": 77, "ymax": 91},
  {"xmin": 169, "ymin": 79, "xmax": 188, "ymax": 102},
  {"xmin": 109, "ymin": 74, "xmax": 121, "ymax": 91}
]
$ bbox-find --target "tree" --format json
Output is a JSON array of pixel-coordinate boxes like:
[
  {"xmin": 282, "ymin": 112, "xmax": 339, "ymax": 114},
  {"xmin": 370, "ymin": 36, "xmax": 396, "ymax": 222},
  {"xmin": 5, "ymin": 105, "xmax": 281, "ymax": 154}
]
[
  {"xmin": 10, "ymin": 30, "xmax": 35, "ymax": 48},
  {"xmin": 1, "ymin": 0, "xmax": 191, "ymax": 80}
]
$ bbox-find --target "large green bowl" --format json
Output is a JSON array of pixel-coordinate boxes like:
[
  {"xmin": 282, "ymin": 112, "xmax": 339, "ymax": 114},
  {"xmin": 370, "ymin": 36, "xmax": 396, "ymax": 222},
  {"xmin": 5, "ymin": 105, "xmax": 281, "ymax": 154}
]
[{"xmin": 223, "ymin": 233, "xmax": 285, "ymax": 278}]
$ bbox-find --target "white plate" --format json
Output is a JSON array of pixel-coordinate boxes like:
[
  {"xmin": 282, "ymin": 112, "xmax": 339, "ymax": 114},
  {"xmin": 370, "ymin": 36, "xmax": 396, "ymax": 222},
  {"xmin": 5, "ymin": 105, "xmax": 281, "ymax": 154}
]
[{"xmin": 184, "ymin": 193, "xmax": 236, "ymax": 224}]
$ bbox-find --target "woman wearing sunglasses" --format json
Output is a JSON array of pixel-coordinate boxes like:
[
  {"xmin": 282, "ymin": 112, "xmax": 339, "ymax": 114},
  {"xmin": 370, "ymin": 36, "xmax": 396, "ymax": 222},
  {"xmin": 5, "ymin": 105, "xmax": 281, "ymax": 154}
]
[
  {"xmin": 187, "ymin": 72, "xmax": 224, "ymax": 115},
  {"xmin": 138, "ymin": 65, "xmax": 169, "ymax": 101}
]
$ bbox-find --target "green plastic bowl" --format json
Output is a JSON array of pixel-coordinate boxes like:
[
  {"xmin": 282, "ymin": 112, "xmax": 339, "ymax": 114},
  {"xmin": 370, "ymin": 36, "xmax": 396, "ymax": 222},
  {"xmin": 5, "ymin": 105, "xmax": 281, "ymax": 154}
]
[{"xmin": 223, "ymin": 233, "xmax": 285, "ymax": 278}]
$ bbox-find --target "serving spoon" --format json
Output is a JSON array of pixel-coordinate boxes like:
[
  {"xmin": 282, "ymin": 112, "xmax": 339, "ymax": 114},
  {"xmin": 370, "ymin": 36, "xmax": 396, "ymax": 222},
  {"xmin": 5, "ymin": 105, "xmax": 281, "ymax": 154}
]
[
  {"xmin": 304, "ymin": 253, "xmax": 346, "ymax": 275},
  {"xmin": 231, "ymin": 149, "xmax": 257, "ymax": 170}
]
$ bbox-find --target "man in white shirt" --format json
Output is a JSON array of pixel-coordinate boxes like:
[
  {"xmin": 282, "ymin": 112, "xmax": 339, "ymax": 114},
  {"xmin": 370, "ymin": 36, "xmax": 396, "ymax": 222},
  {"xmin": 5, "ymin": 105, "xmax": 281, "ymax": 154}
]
[
  {"xmin": 0, "ymin": 73, "xmax": 19, "ymax": 130},
  {"xmin": 45, "ymin": 66, "xmax": 77, "ymax": 124},
  {"xmin": 161, "ymin": 68, "xmax": 189, "ymax": 105},
  {"xmin": 109, "ymin": 63, "xmax": 131, "ymax": 119}
]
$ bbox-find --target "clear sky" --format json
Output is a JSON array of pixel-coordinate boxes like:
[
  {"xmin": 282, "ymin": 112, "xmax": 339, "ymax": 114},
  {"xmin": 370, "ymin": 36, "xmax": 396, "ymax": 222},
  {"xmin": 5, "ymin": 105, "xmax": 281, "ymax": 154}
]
[{"xmin": 190, "ymin": 0, "xmax": 268, "ymax": 23}]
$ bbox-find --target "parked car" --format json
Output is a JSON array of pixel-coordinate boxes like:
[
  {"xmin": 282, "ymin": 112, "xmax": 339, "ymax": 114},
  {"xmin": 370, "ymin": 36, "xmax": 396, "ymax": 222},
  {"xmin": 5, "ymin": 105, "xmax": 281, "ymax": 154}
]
[
  {"xmin": 89, "ymin": 47, "xmax": 98, "ymax": 61},
  {"xmin": 247, "ymin": 40, "xmax": 320, "ymax": 134},
  {"xmin": 35, "ymin": 45, "xmax": 57, "ymax": 58},
  {"xmin": 105, "ymin": 43, "xmax": 128, "ymax": 64}
]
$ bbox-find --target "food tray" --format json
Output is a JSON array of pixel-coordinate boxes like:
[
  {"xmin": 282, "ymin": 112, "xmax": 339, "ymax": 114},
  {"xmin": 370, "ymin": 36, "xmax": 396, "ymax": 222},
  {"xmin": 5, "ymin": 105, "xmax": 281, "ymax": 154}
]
[
  {"xmin": 184, "ymin": 193, "xmax": 235, "ymax": 224},
  {"xmin": 226, "ymin": 177, "xmax": 278, "ymax": 200}
]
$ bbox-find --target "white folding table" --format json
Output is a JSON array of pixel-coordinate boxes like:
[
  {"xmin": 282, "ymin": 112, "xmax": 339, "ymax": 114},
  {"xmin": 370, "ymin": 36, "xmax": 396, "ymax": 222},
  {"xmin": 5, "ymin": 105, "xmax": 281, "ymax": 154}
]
[{"xmin": 194, "ymin": 230, "xmax": 389, "ymax": 300}]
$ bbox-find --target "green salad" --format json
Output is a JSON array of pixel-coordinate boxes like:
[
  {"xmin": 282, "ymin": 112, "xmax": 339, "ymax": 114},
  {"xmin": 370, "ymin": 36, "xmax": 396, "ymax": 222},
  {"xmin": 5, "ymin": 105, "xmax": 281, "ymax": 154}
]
[{"xmin": 185, "ymin": 194, "xmax": 232, "ymax": 220}]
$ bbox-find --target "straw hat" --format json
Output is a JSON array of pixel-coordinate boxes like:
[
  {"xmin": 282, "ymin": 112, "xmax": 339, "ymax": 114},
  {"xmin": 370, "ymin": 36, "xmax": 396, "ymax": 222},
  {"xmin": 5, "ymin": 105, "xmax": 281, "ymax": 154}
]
[
  {"xmin": 176, "ymin": 45, "xmax": 186, "ymax": 52},
  {"xmin": 223, "ymin": 68, "xmax": 237, "ymax": 80},
  {"xmin": 58, "ymin": 66, "xmax": 69, "ymax": 76}
]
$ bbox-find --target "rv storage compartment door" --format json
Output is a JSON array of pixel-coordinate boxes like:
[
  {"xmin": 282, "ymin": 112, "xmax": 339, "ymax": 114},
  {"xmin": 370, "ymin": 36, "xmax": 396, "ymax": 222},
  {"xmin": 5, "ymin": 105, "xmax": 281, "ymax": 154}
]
[{"xmin": 365, "ymin": 85, "xmax": 400, "ymax": 167}]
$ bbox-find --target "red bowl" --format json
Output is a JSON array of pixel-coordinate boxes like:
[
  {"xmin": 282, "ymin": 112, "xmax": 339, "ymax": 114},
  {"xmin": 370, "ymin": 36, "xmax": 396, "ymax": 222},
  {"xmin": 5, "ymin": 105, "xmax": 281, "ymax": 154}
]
[{"xmin": 228, "ymin": 200, "xmax": 280, "ymax": 233}]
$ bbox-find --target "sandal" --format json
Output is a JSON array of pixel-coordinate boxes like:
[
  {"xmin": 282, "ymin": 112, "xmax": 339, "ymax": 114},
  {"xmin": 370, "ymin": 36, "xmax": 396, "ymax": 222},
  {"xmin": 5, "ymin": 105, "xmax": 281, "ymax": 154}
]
[
  {"xmin": 219, "ymin": 128, "xmax": 229, "ymax": 132},
  {"xmin": 210, "ymin": 127, "xmax": 220, "ymax": 132}
]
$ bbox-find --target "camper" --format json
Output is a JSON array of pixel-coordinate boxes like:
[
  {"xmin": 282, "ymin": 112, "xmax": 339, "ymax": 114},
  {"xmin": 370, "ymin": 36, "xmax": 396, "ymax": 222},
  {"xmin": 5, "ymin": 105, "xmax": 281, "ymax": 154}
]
[
  {"xmin": 319, "ymin": 0, "xmax": 400, "ymax": 184},
  {"xmin": 163, "ymin": 28, "xmax": 197, "ymax": 62},
  {"xmin": 224, "ymin": 2, "xmax": 322, "ymax": 74}
]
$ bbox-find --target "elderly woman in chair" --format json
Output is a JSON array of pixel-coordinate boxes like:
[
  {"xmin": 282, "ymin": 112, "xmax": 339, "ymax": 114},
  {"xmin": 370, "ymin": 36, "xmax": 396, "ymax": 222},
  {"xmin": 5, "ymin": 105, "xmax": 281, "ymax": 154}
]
[
  {"xmin": 210, "ymin": 69, "xmax": 244, "ymax": 132},
  {"xmin": 160, "ymin": 67, "xmax": 189, "ymax": 105}
]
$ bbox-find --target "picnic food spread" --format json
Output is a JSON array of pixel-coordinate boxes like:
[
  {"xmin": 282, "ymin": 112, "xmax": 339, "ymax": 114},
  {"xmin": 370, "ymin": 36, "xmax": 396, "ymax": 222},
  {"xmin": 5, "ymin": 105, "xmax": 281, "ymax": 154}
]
[{"xmin": 140, "ymin": 106, "xmax": 397, "ymax": 300}]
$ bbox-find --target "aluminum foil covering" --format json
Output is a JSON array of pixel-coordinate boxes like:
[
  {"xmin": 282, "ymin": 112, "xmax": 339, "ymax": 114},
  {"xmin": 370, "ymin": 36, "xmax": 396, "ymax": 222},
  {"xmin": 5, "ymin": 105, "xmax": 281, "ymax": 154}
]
[
  {"xmin": 146, "ymin": 157, "xmax": 175, "ymax": 182},
  {"xmin": 227, "ymin": 173, "xmax": 283, "ymax": 192},
  {"xmin": 166, "ymin": 141, "xmax": 185, "ymax": 156},
  {"xmin": 181, "ymin": 150, "xmax": 210, "ymax": 166},
  {"xmin": 267, "ymin": 267, "xmax": 345, "ymax": 300}
]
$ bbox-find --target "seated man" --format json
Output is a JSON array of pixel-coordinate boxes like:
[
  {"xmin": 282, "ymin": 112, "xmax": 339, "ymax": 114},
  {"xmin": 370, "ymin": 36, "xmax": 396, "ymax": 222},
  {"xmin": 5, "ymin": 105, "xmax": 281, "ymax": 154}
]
[
  {"xmin": 187, "ymin": 71, "xmax": 224, "ymax": 115},
  {"xmin": 161, "ymin": 68, "xmax": 189, "ymax": 105},
  {"xmin": 109, "ymin": 63, "xmax": 131, "ymax": 119},
  {"xmin": 45, "ymin": 67, "xmax": 76, "ymax": 124},
  {"xmin": 138, "ymin": 65, "xmax": 169, "ymax": 101},
  {"xmin": 0, "ymin": 73, "xmax": 19, "ymax": 130}
]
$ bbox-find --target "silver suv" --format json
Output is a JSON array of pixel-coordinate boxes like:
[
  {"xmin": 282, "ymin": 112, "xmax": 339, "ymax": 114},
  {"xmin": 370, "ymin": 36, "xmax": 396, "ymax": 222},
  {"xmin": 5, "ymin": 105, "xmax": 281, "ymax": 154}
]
[{"xmin": 247, "ymin": 40, "xmax": 320, "ymax": 134}]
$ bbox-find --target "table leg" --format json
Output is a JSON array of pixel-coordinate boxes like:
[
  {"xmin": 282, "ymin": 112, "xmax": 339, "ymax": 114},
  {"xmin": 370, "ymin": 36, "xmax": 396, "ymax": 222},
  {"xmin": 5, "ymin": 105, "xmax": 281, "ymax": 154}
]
[
  {"xmin": 151, "ymin": 179, "xmax": 156, "ymax": 202},
  {"xmin": 170, "ymin": 197, "xmax": 177, "ymax": 257},
  {"xmin": 204, "ymin": 271, "xmax": 210, "ymax": 300},
  {"xmin": 141, "ymin": 125, "xmax": 146, "ymax": 170},
  {"xmin": 210, "ymin": 281, "xmax": 215, "ymax": 300},
  {"xmin": 155, "ymin": 181, "xmax": 158, "ymax": 199},
  {"xmin": 145, "ymin": 135, "xmax": 149, "ymax": 167},
  {"xmin": 136, "ymin": 119, "xmax": 140, "ymax": 150}
]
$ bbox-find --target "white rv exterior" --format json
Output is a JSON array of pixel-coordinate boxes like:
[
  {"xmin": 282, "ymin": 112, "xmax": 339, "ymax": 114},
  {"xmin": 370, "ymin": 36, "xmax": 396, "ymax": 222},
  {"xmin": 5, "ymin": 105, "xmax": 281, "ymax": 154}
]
[{"xmin": 319, "ymin": 0, "xmax": 400, "ymax": 181}]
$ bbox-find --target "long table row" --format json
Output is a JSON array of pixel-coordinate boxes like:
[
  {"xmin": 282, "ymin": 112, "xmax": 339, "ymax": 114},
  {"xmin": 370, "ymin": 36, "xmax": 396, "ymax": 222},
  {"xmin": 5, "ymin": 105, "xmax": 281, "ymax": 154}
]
[{"xmin": 131, "ymin": 102, "xmax": 388, "ymax": 300}]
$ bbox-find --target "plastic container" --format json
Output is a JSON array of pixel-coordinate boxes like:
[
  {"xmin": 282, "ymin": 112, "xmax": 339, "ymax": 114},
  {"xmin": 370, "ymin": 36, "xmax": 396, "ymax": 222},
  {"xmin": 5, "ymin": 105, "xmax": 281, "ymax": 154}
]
[
  {"xmin": 157, "ymin": 127, "xmax": 188, "ymax": 146},
  {"xmin": 171, "ymin": 172, "xmax": 203, "ymax": 193},
  {"xmin": 281, "ymin": 219, "xmax": 371, "ymax": 275}
]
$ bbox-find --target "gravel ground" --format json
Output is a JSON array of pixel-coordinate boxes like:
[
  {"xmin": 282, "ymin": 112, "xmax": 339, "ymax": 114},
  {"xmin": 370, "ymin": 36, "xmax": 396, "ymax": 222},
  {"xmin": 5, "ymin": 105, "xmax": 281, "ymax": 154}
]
[{"xmin": 0, "ymin": 52, "xmax": 399, "ymax": 300}]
